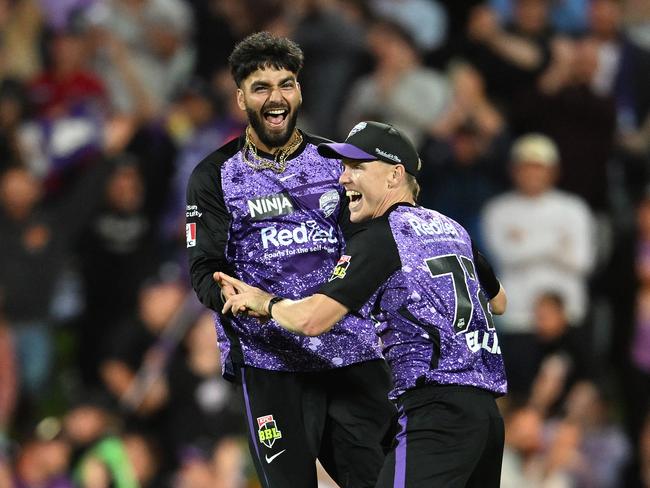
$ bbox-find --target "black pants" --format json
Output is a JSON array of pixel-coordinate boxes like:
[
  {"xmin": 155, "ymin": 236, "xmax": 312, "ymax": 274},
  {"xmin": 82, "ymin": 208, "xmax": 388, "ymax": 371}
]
[
  {"xmin": 239, "ymin": 360, "xmax": 395, "ymax": 488},
  {"xmin": 376, "ymin": 385, "xmax": 504, "ymax": 488}
]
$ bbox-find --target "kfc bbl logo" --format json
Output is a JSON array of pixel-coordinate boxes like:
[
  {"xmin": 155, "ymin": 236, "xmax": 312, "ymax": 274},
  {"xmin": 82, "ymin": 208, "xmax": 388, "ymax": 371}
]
[
  {"xmin": 257, "ymin": 415, "xmax": 283, "ymax": 448},
  {"xmin": 329, "ymin": 255, "xmax": 352, "ymax": 281}
]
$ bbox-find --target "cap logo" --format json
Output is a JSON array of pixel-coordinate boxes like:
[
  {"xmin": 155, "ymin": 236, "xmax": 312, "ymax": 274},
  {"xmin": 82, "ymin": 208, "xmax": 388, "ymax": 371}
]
[
  {"xmin": 375, "ymin": 148, "xmax": 401, "ymax": 163},
  {"xmin": 347, "ymin": 122, "xmax": 367, "ymax": 138}
]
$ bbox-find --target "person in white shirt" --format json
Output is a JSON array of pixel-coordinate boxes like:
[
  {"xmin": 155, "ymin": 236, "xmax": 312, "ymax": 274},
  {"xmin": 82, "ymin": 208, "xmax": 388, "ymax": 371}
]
[{"xmin": 482, "ymin": 133, "xmax": 596, "ymax": 392}]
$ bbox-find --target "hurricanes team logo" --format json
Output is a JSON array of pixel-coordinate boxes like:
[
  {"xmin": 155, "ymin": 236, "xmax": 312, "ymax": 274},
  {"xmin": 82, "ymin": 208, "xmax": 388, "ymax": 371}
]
[
  {"xmin": 329, "ymin": 255, "xmax": 351, "ymax": 281},
  {"xmin": 319, "ymin": 190, "xmax": 340, "ymax": 217},
  {"xmin": 347, "ymin": 122, "xmax": 367, "ymax": 138},
  {"xmin": 257, "ymin": 415, "xmax": 283, "ymax": 448}
]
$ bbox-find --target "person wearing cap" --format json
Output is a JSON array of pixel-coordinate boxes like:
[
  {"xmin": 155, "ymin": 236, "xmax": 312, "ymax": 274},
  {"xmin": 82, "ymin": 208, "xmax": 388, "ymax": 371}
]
[
  {"xmin": 481, "ymin": 133, "xmax": 595, "ymax": 395},
  {"xmin": 217, "ymin": 121, "xmax": 509, "ymax": 488}
]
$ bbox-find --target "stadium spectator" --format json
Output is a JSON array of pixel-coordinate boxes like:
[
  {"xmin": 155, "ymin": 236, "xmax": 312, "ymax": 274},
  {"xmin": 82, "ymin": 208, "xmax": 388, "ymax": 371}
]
[
  {"xmin": 522, "ymin": 293, "xmax": 600, "ymax": 400},
  {"xmin": 421, "ymin": 62, "xmax": 509, "ymax": 245},
  {"xmin": 430, "ymin": 61, "xmax": 506, "ymax": 144},
  {"xmin": 588, "ymin": 0, "xmax": 650, "ymax": 205},
  {"xmin": 100, "ymin": 277, "xmax": 187, "ymax": 421},
  {"xmin": 482, "ymin": 133, "xmax": 596, "ymax": 394},
  {"xmin": 76, "ymin": 158, "xmax": 162, "ymax": 385},
  {"xmin": 562, "ymin": 381, "xmax": 631, "ymax": 487},
  {"xmin": 281, "ymin": 0, "xmax": 369, "ymax": 137},
  {"xmin": 464, "ymin": 0, "xmax": 554, "ymax": 112},
  {"xmin": 370, "ymin": 0, "xmax": 449, "ymax": 53},
  {"xmin": 163, "ymin": 76, "xmax": 246, "ymax": 250},
  {"xmin": 13, "ymin": 423, "xmax": 74, "ymax": 488},
  {"xmin": 339, "ymin": 17, "xmax": 451, "ymax": 148},
  {"xmin": 85, "ymin": 0, "xmax": 195, "ymax": 119},
  {"xmin": 74, "ymin": 431, "xmax": 161, "ymax": 488},
  {"xmin": 500, "ymin": 406, "xmax": 547, "ymax": 487},
  {"xmin": 165, "ymin": 311, "xmax": 246, "ymax": 465},
  {"xmin": 0, "ymin": 162, "xmax": 111, "ymax": 406},
  {"xmin": 511, "ymin": 37, "xmax": 617, "ymax": 211},
  {"xmin": 23, "ymin": 20, "xmax": 108, "ymax": 198},
  {"xmin": 490, "ymin": 0, "xmax": 589, "ymax": 36},
  {"xmin": 62, "ymin": 391, "xmax": 119, "ymax": 466},
  {"xmin": 421, "ymin": 119, "xmax": 506, "ymax": 248}
]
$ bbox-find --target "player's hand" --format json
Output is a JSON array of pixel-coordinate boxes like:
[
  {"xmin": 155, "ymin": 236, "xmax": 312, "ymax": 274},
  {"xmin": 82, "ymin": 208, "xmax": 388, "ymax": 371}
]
[
  {"xmin": 215, "ymin": 272, "xmax": 272, "ymax": 318},
  {"xmin": 220, "ymin": 280, "xmax": 237, "ymax": 301},
  {"xmin": 213, "ymin": 271, "xmax": 263, "ymax": 318}
]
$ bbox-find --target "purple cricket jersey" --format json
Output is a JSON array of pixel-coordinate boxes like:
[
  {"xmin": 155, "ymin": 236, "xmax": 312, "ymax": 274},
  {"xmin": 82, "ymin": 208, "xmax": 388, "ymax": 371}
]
[
  {"xmin": 320, "ymin": 203, "xmax": 507, "ymax": 399},
  {"xmin": 187, "ymin": 132, "xmax": 382, "ymax": 378}
]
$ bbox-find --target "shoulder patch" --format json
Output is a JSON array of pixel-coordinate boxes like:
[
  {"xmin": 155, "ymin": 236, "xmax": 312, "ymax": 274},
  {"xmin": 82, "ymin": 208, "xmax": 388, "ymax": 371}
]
[
  {"xmin": 186, "ymin": 222, "xmax": 197, "ymax": 247},
  {"xmin": 329, "ymin": 255, "xmax": 352, "ymax": 281}
]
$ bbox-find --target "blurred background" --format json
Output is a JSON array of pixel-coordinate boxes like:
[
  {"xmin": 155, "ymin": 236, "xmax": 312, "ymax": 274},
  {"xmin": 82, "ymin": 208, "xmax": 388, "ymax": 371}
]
[{"xmin": 0, "ymin": 0, "xmax": 649, "ymax": 486}]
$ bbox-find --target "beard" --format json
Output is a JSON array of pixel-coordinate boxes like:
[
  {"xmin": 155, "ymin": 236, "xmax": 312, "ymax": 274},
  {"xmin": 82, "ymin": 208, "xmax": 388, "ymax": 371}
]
[{"xmin": 246, "ymin": 102, "xmax": 300, "ymax": 149}]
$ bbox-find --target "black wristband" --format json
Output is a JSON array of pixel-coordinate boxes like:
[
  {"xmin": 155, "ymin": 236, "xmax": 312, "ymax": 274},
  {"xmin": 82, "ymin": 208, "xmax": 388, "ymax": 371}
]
[{"xmin": 267, "ymin": 296, "xmax": 285, "ymax": 317}]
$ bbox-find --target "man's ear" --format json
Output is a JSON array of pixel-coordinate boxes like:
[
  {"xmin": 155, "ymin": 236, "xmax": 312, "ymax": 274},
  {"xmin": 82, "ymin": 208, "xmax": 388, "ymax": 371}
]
[
  {"xmin": 389, "ymin": 165, "xmax": 405, "ymax": 187},
  {"xmin": 236, "ymin": 89, "xmax": 246, "ymax": 111}
]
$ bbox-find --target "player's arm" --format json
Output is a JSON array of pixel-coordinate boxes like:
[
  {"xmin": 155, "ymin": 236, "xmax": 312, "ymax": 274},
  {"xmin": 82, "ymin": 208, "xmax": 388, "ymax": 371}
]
[
  {"xmin": 187, "ymin": 159, "xmax": 236, "ymax": 311},
  {"xmin": 488, "ymin": 285, "xmax": 507, "ymax": 315},
  {"xmin": 216, "ymin": 272, "xmax": 348, "ymax": 336},
  {"xmin": 472, "ymin": 241, "xmax": 507, "ymax": 315},
  {"xmin": 218, "ymin": 219, "xmax": 401, "ymax": 335}
]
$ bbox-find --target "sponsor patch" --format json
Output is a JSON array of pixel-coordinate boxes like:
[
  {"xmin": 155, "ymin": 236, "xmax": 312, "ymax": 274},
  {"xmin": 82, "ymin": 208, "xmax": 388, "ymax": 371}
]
[
  {"xmin": 329, "ymin": 255, "xmax": 351, "ymax": 281},
  {"xmin": 186, "ymin": 204, "xmax": 202, "ymax": 218},
  {"xmin": 260, "ymin": 220, "xmax": 338, "ymax": 249},
  {"xmin": 257, "ymin": 414, "xmax": 283, "ymax": 448},
  {"xmin": 319, "ymin": 190, "xmax": 340, "ymax": 217},
  {"xmin": 248, "ymin": 192, "xmax": 295, "ymax": 220},
  {"xmin": 186, "ymin": 223, "xmax": 196, "ymax": 247}
]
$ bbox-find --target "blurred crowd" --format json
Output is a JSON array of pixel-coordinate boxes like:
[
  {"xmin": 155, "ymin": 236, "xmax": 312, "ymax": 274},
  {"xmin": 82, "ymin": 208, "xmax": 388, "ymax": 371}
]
[{"xmin": 0, "ymin": 0, "xmax": 649, "ymax": 486}]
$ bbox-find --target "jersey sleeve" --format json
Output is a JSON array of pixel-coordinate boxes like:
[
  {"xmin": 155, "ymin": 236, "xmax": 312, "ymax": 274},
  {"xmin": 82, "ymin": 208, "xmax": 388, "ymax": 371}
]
[
  {"xmin": 186, "ymin": 157, "xmax": 234, "ymax": 312},
  {"xmin": 318, "ymin": 217, "xmax": 401, "ymax": 311},
  {"xmin": 471, "ymin": 240, "xmax": 500, "ymax": 300}
]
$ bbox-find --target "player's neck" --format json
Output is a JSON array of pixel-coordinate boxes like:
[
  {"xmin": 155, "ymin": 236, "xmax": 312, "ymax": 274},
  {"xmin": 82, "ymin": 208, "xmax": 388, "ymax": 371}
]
[
  {"xmin": 374, "ymin": 191, "xmax": 415, "ymax": 218},
  {"xmin": 247, "ymin": 126, "xmax": 301, "ymax": 156}
]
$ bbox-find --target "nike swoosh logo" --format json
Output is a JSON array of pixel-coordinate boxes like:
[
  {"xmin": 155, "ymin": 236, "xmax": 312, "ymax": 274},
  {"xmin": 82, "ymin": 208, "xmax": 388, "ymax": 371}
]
[
  {"xmin": 279, "ymin": 174, "xmax": 297, "ymax": 182},
  {"xmin": 265, "ymin": 449, "xmax": 286, "ymax": 464}
]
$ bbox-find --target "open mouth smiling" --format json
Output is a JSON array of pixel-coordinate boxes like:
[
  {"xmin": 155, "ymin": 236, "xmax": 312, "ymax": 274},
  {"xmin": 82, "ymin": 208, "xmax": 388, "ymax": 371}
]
[
  {"xmin": 347, "ymin": 190, "xmax": 362, "ymax": 206},
  {"xmin": 264, "ymin": 108, "xmax": 288, "ymax": 125}
]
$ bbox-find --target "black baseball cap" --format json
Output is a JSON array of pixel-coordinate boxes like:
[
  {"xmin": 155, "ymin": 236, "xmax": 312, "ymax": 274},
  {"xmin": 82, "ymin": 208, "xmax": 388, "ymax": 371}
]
[{"xmin": 317, "ymin": 121, "xmax": 421, "ymax": 176}]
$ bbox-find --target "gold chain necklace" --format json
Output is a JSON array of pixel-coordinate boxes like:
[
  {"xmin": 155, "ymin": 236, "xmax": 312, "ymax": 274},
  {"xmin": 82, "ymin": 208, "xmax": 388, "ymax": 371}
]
[{"xmin": 242, "ymin": 127, "xmax": 303, "ymax": 174}]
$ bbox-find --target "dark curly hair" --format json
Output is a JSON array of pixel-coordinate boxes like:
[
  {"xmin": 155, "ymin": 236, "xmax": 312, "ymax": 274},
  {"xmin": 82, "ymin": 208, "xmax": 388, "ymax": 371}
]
[{"xmin": 228, "ymin": 31, "xmax": 304, "ymax": 87}]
